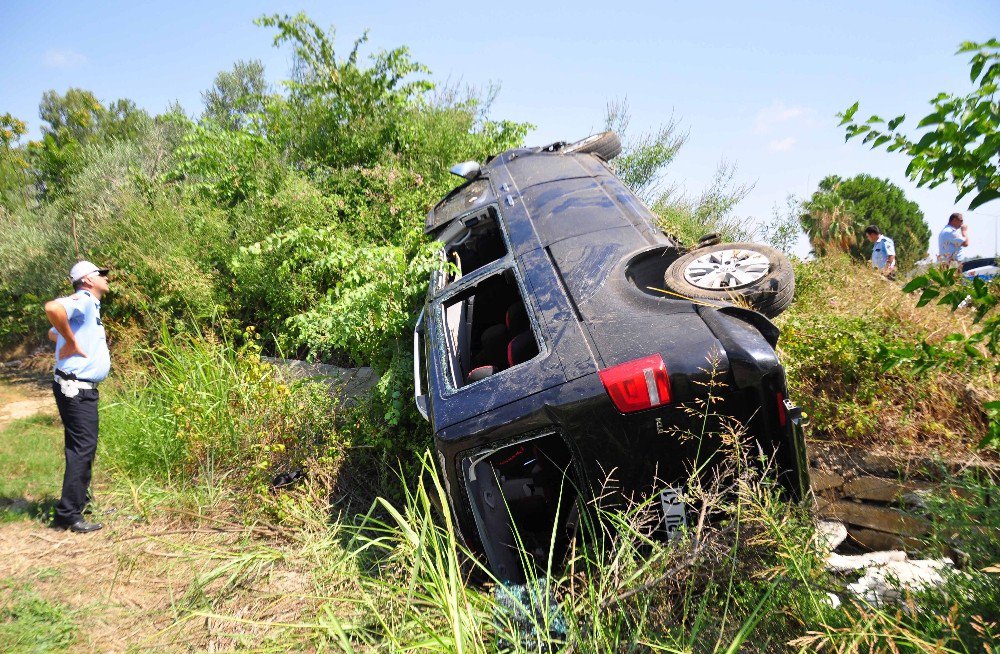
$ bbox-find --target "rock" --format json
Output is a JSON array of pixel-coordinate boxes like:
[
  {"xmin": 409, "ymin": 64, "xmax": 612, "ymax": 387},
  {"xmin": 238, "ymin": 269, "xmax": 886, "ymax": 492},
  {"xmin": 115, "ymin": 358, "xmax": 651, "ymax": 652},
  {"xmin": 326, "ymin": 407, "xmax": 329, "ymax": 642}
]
[
  {"xmin": 842, "ymin": 476, "xmax": 934, "ymax": 503},
  {"xmin": 263, "ymin": 357, "xmax": 379, "ymax": 403},
  {"xmin": 816, "ymin": 520, "xmax": 848, "ymax": 551},
  {"xmin": 846, "ymin": 558, "xmax": 954, "ymax": 606},
  {"xmin": 810, "ymin": 470, "xmax": 843, "ymax": 493},
  {"xmin": 847, "ymin": 527, "xmax": 923, "ymax": 553},
  {"xmin": 827, "ymin": 550, "xmax": 908, "ymax": 572},
  {"xmin": 817, "ymin": 501, "xmax": 929, "ymax": 537}
]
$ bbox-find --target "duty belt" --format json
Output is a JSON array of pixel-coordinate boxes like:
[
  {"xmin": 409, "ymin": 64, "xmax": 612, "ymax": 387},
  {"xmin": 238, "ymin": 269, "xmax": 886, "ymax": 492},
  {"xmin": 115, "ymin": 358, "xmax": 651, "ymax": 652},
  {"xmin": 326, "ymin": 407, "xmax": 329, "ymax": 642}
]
[{"xmin": 55, "ymin": 369, "xmax": 98, "ymax": 397}]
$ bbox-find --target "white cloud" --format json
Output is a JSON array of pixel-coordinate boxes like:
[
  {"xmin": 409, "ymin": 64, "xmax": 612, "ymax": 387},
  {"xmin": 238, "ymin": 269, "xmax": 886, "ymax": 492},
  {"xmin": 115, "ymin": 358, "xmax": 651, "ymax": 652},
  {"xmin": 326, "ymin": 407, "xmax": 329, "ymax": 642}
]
[
  {"xmin": 754, "ymin": 101, "xmax": 806, "ymax": 134},
  {"xmin": 768, "ymin": 137, "xmax": 796, "ymax": 152},
  {"xmin": 44, "ymin": 49, "xmax": 87, "ymax": 68}
]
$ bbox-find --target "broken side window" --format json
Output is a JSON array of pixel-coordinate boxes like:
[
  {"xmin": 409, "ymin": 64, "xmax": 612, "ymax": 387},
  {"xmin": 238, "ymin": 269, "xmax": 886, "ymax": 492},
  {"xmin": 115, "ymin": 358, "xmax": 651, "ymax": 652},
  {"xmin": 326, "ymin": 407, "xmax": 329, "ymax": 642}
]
[
  {"xmin": 440, "ymin": 269, "xmax": 541, "ymax": 389},
  {"xmin": 438, "ymin": 206, "xmax": 508, "ymax": 285}
]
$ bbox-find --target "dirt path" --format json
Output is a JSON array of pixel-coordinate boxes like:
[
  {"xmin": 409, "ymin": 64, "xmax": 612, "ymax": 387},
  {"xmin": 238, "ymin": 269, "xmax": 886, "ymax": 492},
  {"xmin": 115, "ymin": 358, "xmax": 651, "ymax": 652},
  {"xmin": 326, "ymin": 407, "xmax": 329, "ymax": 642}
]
[{"xmin": 0, "ymin": 364, "xmax": 54, "ymax": 429}]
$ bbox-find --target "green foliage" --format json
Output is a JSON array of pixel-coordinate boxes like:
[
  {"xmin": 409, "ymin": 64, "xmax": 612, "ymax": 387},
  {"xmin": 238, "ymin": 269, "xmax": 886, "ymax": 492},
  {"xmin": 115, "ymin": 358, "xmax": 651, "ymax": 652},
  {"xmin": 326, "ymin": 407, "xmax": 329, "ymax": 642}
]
[
  {"xmin": 799, "ymin": 174, "xmax": 929, "ymax": 271},
  {"xmin": 0, "ymin": 585, "xmax": 75, "ymax": 653},
  {"xmin": 888, "ymin": 266, "xmax": 1000, "ymax": 448},
  {"xmin": 101, "ymin": 329, "xmax": 339, "ymax": 495},
  {"xmin": 839, "ymin": 39, "xmax": 1000, "ymax": 210},
  {"xmin": 28, "ymin": 88, "xmax": 152, "ymax": 194},
  {"xmin": 604, "ymin": 99, "xmax": 687, "ymax": 203},
  {"xmin": 0, "ymin": 113, "xmax": 30, "ymax": 211},
  {"xmin": 171, "ymin": 117, "xmax": 285, "ymax": 209},
  {"xmin": 778, "ymin": 255, "xmax": 988, "ymax": 447},
  {"xmin": 201, "ymin": 59, "xmax": 268, "ymax": 130},
  {"xmin": 761, "ymin": 195, "xmax": 803, "ymax": 255},
  {"xmin": 0, "ymin": 413, "xmax": 63, "ymax": 522},
  {"xmin": 256, "ymin": 12, "xmax": 434, "ymax": 169}
]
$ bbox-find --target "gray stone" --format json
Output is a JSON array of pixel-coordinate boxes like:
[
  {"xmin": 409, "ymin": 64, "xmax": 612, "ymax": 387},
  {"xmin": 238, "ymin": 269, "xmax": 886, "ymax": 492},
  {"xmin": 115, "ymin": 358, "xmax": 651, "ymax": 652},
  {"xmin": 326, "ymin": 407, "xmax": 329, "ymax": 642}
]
[
  {"xmin": 263, "ymin": 357, "xmax": 379, "ymax": 403},
  {"xmin": 810, "ymin": 470, "xmax": 843, "ymax": 493},
  {"xmin": 816, "ymin": 501, "xmax": 929, "ymax": 537},
  {"xmin": 842, "ymin": 476, "xmax": 934, "ymax": 503},
  {"xmin": 847, "ymin": 527, "xmax": 923, "ymax": 553}
]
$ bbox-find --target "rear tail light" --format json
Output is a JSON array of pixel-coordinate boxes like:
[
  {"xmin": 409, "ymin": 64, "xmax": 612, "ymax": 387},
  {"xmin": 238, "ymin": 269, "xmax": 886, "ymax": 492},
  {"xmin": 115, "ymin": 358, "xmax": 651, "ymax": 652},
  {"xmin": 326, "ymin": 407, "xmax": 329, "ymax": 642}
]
[
  {"xmin": 599, "ymin": 354, "xmax": 672, "ymax": 413},
  {"xmin": 776, "ymin": 392, "xmax": 787, "ymax": 427}
]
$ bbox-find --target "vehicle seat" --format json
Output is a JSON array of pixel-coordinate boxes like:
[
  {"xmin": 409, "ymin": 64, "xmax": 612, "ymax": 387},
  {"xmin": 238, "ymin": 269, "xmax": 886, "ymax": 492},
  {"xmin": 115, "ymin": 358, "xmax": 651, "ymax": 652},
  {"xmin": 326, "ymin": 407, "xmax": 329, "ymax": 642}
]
[
  {"xmin": 473, "ymin": 324, "xmax": 508, "ymax": 372},
  {"xmin": 506, "ymin": 301, "xmax": 529, "ymax": 333},
  {"xmin": 466, "ymin": 366, "xmax": 495, "ymax": 384},
  {"xmin": 507, "ymin": 332, "xmax": 539, "ymax": 367}
]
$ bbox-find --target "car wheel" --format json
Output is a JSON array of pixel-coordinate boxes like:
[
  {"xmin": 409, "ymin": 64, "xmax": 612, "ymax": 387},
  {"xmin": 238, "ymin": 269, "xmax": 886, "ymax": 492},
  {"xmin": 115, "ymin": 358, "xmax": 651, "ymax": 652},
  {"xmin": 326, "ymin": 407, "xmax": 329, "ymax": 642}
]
[
  {"xmin": 663, "ymin": 243, "xmax": 795, "ymax": 317},
  {"xmin": 563, "ymin": 131, "xmax": 622, "ymax": 161},
  {"xmin": 696, "ymin": 232, "xmax": 722, "ymax": 248}
]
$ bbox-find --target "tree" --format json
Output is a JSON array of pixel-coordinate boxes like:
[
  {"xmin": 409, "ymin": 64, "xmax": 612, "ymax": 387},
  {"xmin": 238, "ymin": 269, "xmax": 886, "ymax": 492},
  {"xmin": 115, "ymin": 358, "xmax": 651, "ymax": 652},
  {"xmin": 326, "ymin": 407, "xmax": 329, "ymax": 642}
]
[
  {"xmin": 838, "ymin": 40, "xmax": 1000, "ymax": 449},
  {"xmin": 800, "ymin": 174, "xmax": 929, "ymax": 271},
  {"xmin": 604, "ymin": 99, "xmax": 687, "ymax": 204},
  {"xmin": 838, "ymin": 39, "xmax": 999, "ymax": 210},
  {"xmin": 28, "ymin": 89, "xmax": 150, "ymax": 194},
  {"xmin": 0, "ymin": 112, "xmax": 30, "ymax": 210},
  {"xmin": 201, "ymin": 59, "xmax": 268, "ymax": 130}
]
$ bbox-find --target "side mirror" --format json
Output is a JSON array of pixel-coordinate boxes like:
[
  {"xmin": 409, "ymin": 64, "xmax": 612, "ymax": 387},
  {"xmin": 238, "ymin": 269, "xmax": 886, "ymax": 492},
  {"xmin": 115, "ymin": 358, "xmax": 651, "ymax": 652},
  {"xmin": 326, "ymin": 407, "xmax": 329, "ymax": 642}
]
[{"xmin": 450, "ymin": 161, "xmax": 481, "ymax": 180}]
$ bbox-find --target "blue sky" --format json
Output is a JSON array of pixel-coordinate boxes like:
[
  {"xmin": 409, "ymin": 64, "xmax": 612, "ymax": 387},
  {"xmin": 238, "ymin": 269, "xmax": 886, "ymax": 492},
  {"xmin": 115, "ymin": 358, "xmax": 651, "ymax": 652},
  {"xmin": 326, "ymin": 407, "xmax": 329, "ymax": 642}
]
[{"xmin": 3, "ymin": 1, "xmax": 998, "ymax": 257}]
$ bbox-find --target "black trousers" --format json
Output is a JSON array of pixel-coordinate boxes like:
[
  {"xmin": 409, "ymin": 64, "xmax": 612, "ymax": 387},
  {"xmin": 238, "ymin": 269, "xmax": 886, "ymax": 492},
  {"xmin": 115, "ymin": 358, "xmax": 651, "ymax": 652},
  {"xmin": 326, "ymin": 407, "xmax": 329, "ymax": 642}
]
[{"xmin": 52, "ymin": 382, "xmax": 99, "ymax": 525}]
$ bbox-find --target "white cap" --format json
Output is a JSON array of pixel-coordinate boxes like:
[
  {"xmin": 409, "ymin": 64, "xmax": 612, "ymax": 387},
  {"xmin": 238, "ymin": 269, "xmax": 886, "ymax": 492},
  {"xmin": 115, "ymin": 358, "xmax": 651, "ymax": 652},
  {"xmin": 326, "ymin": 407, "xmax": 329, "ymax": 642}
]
[{"xmin": 69, "ymin": 260, "xmax": 109, "ymax": 283}]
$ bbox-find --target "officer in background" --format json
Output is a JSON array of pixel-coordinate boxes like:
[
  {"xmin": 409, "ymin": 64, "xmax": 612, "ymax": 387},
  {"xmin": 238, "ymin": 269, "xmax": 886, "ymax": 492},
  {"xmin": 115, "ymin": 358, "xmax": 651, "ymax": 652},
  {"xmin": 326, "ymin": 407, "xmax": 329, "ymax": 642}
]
[
  {"xmin": 44, "ymin": 261, "xmax": 111, "ymax": 533},
  {"xmin": 938, "ymin": 212, "xmax": 969, "ymax": 264},
  {"xmin": 864, "ymin": 225, "xmax": 896, "ymax": 280}
]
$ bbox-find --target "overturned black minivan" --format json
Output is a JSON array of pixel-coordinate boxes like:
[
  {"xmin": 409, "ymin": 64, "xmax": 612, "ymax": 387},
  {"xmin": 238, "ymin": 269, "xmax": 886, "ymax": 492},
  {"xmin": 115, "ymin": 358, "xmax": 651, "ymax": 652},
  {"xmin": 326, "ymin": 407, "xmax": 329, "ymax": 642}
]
[{"xmin": 413, "ymin": 132, "xmax": 808, "ymax": 583}]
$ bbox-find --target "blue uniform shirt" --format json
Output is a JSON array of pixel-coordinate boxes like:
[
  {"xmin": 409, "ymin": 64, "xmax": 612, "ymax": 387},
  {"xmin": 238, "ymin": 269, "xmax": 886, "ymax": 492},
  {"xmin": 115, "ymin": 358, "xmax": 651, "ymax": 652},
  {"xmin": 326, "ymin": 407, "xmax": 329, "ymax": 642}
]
[
  {"xmin": 871, "ymin": 235, "xmax": 895, "ymax": 270},
  {"xmin": 938, "ymin": 225, "xmax": 965, "ymax": 261},
  {"xmin": 52, "ymin": 290, "xmax": 111, "ymax": 382}
]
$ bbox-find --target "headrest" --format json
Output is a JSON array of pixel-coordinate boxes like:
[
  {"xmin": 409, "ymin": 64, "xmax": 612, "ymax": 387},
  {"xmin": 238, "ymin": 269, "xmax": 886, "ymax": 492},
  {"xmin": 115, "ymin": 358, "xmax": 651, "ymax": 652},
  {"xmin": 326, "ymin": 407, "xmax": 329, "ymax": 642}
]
[
  {"xmin": 467, "ymin": 366, "xmax": 495, "ymax": 383},
  {"xmin": 506, "ymin": 301, "xmax": 528, "ymax": 333},
  {"xmin": 507, "ymin": 332, "xmax": 539, "ymax": 367}
]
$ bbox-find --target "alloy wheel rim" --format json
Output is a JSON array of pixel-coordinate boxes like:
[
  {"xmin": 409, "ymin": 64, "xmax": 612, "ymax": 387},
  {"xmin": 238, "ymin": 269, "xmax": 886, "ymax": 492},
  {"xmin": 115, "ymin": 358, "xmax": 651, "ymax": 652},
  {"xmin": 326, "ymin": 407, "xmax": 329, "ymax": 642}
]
[{"xmin": 683, "ymin": 249, "xmax": 770, "ymax": 290}]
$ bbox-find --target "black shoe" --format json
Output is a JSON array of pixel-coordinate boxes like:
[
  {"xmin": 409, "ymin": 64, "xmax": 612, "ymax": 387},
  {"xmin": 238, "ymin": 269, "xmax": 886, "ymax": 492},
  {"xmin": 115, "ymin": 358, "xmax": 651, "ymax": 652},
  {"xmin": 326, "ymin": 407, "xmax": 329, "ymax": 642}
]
[{"xmin": 69, "ymin": 520, "xmax": 103, "ymax": 533}]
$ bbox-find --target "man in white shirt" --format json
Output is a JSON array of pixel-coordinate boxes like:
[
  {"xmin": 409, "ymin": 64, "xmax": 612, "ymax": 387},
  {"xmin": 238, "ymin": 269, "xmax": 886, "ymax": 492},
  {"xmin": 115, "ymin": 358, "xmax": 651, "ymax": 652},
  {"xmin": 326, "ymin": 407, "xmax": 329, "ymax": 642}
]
[
  {"xmin": 864, "ymin": 225, "xmax": 896, "ymax": 280},
  {"xmin": 44, "ymin": 260, "xmax": 111, "ymax": 533},
  {"xmin": 938, "ymin": 212, "xmax": 969, "ymax": 264}
]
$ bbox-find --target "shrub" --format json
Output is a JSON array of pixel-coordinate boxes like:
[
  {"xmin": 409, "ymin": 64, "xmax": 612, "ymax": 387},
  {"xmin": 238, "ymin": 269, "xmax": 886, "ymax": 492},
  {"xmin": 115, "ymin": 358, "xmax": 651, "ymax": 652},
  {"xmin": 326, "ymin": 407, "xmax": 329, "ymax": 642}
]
[{"xmin": 101, "ymin": 328, "xmax": 339, "ymax": 498}]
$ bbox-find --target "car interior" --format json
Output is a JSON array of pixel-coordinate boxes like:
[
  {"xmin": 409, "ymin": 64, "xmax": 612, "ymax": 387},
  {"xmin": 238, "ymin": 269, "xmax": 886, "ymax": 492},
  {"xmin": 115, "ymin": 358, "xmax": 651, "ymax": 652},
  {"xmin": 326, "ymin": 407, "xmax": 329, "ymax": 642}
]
[
  {"xmin": 440, "ymin": 270, "xmax": 540, "ymax": 388},
  {"xmin": 461, "ymin": 432, "xmax": 579, "ymax": 583},
  {"xmin": 438, "ymin": 206, "xmax": 508, "ymax": 283}
]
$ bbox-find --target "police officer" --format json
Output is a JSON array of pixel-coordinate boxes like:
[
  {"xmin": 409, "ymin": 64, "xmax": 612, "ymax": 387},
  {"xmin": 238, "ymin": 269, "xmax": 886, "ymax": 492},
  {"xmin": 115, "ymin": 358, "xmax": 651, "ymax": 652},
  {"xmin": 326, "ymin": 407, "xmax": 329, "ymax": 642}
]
[
  {"xmin": 44, "ymin": 261, "xmax": 111, "ymax": 533},
  {"xmin": 864, "ymin": 225, "xmax": 896, "ymax": 280},
  {"xmin": 938, "ymin": 212, "xmax": 969, "ymax": 264}
]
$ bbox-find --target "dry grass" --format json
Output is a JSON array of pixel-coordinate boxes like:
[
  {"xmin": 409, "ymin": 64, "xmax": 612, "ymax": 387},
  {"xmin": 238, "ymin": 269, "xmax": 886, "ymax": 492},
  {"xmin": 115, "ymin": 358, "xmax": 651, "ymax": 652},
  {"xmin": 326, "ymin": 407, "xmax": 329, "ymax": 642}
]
[{"xmin": 777, "ymin": 255, "xmax": 996, "ymax": 458}]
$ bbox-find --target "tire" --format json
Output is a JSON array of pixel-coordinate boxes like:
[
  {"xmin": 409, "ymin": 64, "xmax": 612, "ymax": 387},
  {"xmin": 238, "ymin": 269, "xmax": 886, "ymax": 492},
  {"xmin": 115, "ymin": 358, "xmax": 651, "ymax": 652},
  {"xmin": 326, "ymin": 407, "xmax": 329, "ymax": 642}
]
[
  {"xmin": 696, "ymin": 232, "xmax": 722, "ymax": 248},
  {"xmin": 663, "ymin": 242, "xmax": 795, "ymax": 317},
  {"xmin": 563, "ymin": 131, "xmax": 622, "ymax": 161}
]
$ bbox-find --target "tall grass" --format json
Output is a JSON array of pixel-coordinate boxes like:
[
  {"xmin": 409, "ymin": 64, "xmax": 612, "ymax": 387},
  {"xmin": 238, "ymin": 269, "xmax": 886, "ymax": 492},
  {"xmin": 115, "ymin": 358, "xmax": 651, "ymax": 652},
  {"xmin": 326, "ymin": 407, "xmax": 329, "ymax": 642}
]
[{"xmin": 100, "ymin": 327, "xmax": 338, "ymax": 497}]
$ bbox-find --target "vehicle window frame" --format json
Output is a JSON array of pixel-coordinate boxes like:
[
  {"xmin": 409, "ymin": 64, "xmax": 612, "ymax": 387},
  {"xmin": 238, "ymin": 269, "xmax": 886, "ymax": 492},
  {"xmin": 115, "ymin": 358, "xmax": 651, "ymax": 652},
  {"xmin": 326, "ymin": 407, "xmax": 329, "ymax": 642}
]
[
  {"xmin": 431, "ymin": 263, "xmax": 548, "ymax": 397},
  {"xmin": 432, "ymin": 204, "xmax": 512, "ymax": 296}
]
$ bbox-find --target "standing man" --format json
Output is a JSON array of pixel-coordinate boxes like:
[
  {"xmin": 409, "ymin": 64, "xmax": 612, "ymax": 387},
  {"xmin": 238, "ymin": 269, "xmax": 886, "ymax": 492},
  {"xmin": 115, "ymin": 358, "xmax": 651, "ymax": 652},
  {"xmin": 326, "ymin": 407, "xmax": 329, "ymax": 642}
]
[
  {"xmin": 864, "ymin": 225, "xmax": 896, "ymax": 279},
  {"xmin": 44, "ymin": 261, "xmax": 111, "ymax": 533},
  {"xmin": 938, "ymin": 212, "xmax": 969, "ymax": 264}
]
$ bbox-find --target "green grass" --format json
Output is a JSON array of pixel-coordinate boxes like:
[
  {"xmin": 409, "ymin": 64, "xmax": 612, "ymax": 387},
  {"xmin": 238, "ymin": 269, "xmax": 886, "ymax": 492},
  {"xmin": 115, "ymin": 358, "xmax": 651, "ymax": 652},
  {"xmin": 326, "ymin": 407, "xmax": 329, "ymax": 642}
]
[
  {"xmin": 0, "ymin": 414, "xmax": 63, "ymax": 523},
  {"xmin": 0, "ymin": 581, "xmax": 76, "ymax": 654}
]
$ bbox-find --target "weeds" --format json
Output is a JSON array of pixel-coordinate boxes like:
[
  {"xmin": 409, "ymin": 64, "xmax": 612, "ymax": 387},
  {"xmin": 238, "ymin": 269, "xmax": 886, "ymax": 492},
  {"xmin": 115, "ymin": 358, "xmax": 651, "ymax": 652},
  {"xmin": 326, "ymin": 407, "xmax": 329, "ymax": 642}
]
[
  {"xmin": 101, "ymin": 326, "xmax": 339, "ymax": 505},
  {"xmin": 0, "ymin": 583, "xmax": 76, "ymax": 653}
]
